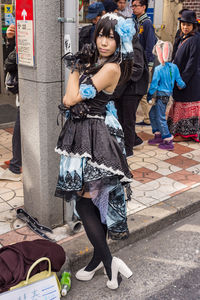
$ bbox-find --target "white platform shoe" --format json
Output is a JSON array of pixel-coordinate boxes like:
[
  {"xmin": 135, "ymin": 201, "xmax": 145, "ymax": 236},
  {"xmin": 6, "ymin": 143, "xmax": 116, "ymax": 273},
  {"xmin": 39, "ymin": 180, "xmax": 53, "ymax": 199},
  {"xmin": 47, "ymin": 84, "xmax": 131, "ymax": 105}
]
[
  {"xmin": 106, "ymin": 257, "xmax": 133, "ymax": 290},
  {"xmin": 75, "ymin": 262, "xmax": 104, "ymax": 281}
]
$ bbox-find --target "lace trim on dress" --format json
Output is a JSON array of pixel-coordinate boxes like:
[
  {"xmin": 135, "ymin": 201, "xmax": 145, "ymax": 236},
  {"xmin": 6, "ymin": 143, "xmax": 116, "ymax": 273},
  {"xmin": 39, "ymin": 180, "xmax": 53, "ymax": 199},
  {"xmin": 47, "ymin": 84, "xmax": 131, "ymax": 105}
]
[
  {"xmin": 86, "ymin": 114, "xmax": 105, "ymax": 119},
  {"xmin": 88, "ymin": 160, "xmax": 132, "ymax": 183},
  {"xmin": 55, "ymin": 147, "xmax": 92, "ymax": 158}
]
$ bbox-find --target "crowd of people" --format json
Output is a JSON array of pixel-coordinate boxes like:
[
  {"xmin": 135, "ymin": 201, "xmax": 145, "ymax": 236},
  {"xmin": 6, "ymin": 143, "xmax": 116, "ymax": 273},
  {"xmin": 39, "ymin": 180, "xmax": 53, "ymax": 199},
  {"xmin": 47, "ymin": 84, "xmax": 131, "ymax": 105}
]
[{"xmin": 0, "ymin": 0, "xmax": 200, "ymax": 292}]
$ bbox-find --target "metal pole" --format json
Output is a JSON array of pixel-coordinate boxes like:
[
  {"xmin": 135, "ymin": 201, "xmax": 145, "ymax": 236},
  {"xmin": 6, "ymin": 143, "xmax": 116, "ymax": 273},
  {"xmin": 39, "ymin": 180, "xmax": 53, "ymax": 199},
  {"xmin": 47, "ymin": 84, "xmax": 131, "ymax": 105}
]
[
  {"xmin": 0, "ymin": 5, "xmax": 5, "ymax": 95},
  {"xmin": 63, "ymin": 0, "xmax": 82, "ymax": 233}
]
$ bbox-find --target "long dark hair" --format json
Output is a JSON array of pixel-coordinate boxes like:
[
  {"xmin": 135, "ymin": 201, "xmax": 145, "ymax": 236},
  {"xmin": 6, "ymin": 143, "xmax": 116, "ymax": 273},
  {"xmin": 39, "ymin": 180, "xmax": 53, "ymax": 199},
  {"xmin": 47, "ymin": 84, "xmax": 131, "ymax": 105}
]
[{"xmin": 85, "ymin": 15, "xmax": 134, "ymax": 84}]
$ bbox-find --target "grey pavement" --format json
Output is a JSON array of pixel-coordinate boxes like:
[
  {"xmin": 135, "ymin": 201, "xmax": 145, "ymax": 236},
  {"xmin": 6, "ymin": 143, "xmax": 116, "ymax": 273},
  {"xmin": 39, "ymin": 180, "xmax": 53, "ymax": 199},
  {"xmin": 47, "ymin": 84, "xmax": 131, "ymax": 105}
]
[{"xmin": 64, "ymin": 210, "xmax": 200, "ymax": 300}]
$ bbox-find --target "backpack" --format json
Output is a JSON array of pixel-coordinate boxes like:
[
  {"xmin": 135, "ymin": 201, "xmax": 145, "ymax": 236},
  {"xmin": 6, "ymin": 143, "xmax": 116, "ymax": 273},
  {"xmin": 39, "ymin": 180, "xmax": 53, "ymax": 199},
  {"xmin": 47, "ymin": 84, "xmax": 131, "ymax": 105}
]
[
  {"xmin": 79, "ymin": 25, "xmax": 93, "ymax": 50},
  {"xmin": 4, "ymin": 47, "xmax": 18, "ymax": 94}
]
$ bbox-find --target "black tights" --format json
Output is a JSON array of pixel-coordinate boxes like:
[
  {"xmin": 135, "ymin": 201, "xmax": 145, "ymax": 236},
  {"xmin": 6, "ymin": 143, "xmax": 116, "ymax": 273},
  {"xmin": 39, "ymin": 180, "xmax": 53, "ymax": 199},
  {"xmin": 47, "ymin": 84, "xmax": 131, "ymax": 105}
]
[{"xmin": 76, "ymin": 197, "xmax": 112, "ymax": 280}]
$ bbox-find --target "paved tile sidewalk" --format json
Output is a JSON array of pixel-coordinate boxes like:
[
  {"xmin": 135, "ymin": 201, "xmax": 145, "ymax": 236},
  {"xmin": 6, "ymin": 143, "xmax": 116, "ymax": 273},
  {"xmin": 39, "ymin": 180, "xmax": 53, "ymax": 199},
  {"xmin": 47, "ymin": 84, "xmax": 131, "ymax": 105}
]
[{"xmin": 0, "ymin": 126, "xmax": 200, "ymax": 248}]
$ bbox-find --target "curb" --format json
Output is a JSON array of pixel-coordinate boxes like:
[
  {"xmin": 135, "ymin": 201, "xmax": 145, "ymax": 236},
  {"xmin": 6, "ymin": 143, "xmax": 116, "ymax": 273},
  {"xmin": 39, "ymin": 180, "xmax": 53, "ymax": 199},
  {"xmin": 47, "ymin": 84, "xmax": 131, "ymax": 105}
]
[{"xmin": 59, "ymin": 185, "xmax": 200, "ymax": 274}]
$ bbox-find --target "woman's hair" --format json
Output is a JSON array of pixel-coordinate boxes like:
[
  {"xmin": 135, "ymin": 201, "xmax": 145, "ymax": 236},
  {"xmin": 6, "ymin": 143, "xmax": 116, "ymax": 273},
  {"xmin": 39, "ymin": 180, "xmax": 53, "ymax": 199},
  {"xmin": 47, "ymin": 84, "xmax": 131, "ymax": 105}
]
[{"xmin": 85, "ymin": 14, "xmax": 133, "ymax": 84}]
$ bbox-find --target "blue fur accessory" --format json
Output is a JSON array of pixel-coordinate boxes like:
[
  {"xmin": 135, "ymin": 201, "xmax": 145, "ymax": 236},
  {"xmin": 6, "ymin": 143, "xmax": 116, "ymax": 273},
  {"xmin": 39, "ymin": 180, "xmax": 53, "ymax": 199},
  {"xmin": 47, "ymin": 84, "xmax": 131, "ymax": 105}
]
[
  {"xmin": 80, "ymin": 83, "xmax": 97, "ymax": 99},
  {"xmin": 115, "ymin": 17, "xmax": 136, "ymax": 54}
]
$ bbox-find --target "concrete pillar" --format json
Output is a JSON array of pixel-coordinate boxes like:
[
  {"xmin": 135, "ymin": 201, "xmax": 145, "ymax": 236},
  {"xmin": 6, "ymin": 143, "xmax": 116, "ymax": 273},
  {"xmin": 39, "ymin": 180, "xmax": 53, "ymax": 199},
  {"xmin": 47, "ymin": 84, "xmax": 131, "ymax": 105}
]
[{"xmin": 19, "ymin": 0, "xmax": 66, "ymax": 227}]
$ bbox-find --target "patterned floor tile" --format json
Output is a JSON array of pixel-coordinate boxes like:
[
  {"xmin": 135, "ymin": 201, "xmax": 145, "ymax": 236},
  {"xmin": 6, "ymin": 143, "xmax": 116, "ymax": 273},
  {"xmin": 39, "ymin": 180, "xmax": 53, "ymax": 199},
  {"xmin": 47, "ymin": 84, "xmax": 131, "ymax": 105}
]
[
  {"xmin": 134, "ymin": 177, "xmax": 187, "ymax": 195},
  {"xmin": 0, "ymin": 190, "xmax": 16, "ymax": 201},
  {"xmin": 8, "ymin": 196, "xmax": 24, "ymax": 208},
  {"xmin": 142, "ymin": 160, "xmax": 182, "ymax": 175},
  {"xmin": 0, "ymin": 223, "xmax": 12, "ymax": 235},
  {"xmin": 165, "ymin": 155, "xmax": 198, "ymax": 169},
  {"xmin": 179, "ymin": 141, "xmax": 200, "ymax": 149},
  {"xmin": 0, "ymin": 202, "xmax": 12, "ymax": 212},
  {"xmin": 186, "ymin": 164, "xmax": 200, "ymax": 175},
  {"xmin": 182, "ymin": 150, "xmax": 200, "ymax": 162},
  {"xmin": 131, "ymin": 167, "xmax": 162, "ymax": 184},
  {"xmin": 173, "ymin": 143, "xmax": 194, "ymax": 154},
  {"xmin": 167, "ymin": 170, "xmax": 200, "ymax": 187},
  {"xmin": 136, "ymin": 131, "xmax": 153, "ymax": 141},
  {"xmin": 127, "ymin": 200, "xmax": 146, "ymax": 215}
]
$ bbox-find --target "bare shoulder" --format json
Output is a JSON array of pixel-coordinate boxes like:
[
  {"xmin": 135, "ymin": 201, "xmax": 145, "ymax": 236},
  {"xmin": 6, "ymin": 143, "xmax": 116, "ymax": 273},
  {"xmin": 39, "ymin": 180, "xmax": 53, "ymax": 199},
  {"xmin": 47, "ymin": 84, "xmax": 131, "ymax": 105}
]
[{"xmin": 102, "ymin": 62, "xmax": 120, "ymax": 74}]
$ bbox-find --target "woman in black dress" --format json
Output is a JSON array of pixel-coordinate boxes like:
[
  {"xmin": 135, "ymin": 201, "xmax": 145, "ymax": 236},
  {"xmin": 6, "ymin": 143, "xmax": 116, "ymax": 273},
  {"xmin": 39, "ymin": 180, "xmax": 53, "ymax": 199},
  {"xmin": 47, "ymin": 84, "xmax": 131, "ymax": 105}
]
[{"xmin": 55, "ymin": 13, "xmax": 136, "ymax": 289}]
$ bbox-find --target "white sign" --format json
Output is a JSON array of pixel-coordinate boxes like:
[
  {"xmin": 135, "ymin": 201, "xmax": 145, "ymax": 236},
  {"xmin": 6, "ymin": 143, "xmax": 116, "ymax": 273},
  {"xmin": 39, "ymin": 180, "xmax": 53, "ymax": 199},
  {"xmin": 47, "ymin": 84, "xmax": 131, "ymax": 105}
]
[
  {"xmin": 0, "ymin": 276, "xmax": 60, "ymax": 300},
  {"xmin": 17, "ymin": 20, "xmax": 34, "ymax": 66}
]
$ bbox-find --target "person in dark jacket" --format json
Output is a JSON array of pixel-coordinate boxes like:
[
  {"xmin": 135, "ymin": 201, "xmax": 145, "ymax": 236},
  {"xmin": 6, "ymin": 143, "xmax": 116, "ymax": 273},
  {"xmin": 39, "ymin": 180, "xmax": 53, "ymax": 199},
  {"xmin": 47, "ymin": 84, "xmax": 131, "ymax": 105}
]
[
  {"xmin": 131, "ymin": 0, "xmax": 157, "ymax": 126},
  {"xmin": 79, "ymin": 2, "xmax": 105, "ymax": 50},
  {"xmin": 168, "ymin": 10, "xmax": 200, "ymax": 143},
  {"xmin": 0, "ymin": 24, "xmax": 22, "ymax": 181},
  {"xmin": 171, "ymin": 8, "xmax": 189, "ymax": 61},
  {"xmin": 115, "ymin": 33, "xmax": 149, "ymax": 157}
]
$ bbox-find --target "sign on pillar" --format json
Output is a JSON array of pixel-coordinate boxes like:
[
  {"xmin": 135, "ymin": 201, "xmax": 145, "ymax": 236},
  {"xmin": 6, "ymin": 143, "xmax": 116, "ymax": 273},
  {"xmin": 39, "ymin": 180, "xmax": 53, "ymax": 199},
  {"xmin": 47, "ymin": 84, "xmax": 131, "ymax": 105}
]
[{"xmin": 15, "ymin": 0, "xmax": 35, "ymax": 67}]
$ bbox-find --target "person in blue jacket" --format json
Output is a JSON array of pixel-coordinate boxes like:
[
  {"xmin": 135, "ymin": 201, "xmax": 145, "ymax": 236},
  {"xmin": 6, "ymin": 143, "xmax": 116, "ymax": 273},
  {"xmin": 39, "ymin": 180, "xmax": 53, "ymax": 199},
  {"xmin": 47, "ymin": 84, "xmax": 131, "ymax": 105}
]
[{"xmin": 147, "ymin": 40, "xmax": 186, "ymax": 151}]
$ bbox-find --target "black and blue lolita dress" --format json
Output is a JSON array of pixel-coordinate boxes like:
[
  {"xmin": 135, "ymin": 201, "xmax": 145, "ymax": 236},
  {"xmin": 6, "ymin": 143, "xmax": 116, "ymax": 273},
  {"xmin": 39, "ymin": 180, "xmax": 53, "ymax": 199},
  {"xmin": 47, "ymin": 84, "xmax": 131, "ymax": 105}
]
[{"xmin": 55, "ymin": 77, "xmax": 132, "ymax": 240}]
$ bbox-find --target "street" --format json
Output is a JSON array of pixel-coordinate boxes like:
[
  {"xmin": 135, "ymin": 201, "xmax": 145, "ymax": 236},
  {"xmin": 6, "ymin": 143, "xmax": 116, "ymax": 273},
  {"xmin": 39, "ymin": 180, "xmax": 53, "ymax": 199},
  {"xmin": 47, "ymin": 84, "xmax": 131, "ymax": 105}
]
[{"xmin": 66, "ymin": 210, "xmax": 200, "ymax": 300}]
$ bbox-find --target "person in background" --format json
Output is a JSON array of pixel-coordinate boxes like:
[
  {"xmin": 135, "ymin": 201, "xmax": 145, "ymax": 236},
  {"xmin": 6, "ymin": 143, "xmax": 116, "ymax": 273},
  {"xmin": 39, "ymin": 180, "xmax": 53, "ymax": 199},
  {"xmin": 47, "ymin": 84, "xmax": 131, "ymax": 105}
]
[
  {"xmin": 103, "ymin": 0, "xmax": 118, "ymax": 13},
  {"xmin": 168, "ymin": 10, "xmax": 200, "ymax": 143},
  {"xmin": 79, "ymin": 2, "xmax": 105, "ymax": 50},
  {"xmin": 171, "ymin": 8, "xmax": 189, "ymax": 61},
  {"xmin": 131, "ymin": 0, "xmax": 157, "ymax": 126},
  {"xmin": 0, "ymin": 24, "xmax": 22, "ymax": 182},
  {"xmin": 147, "ymin": 40, "xmax": 186, "ymax": 151},
  {"xmin": 115, "ymin": 29, "xmax": 149, "ymax": 156},
  {"xmin": 115, "ymin": 0, "xmax": 132, "ymax": 17}
]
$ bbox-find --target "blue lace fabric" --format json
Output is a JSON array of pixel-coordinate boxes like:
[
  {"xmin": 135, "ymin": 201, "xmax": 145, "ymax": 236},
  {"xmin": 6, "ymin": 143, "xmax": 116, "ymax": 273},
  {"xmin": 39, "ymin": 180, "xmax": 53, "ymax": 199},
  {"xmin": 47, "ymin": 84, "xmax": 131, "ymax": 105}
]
[{"xmin": 55, "ymin": 80, "xmax": 132, "ymax": 240}]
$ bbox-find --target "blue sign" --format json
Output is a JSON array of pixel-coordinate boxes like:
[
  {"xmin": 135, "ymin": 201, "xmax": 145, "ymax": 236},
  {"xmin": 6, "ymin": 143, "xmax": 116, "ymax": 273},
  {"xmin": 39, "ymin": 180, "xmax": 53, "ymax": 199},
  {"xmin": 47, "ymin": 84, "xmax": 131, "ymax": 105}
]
[
  {"xmin": 5, "ymin": 13, "xmax": 15, "ymax": 25},
  {"xmin": 147, "ymin": 8, "xmax": 154, "ymax": 23}
]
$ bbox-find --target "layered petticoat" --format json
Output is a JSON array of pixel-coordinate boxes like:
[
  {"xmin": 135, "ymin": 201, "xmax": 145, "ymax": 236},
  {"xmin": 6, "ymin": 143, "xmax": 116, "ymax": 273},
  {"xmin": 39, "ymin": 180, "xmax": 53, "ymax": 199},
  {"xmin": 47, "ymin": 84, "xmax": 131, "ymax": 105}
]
[
  {"xmin": 55, "ymin": 102, "xmax": 132, "ymax": 240},
  {"xmin": 168, "ymin": 101, "xmax": 200, "ymax": 142}
]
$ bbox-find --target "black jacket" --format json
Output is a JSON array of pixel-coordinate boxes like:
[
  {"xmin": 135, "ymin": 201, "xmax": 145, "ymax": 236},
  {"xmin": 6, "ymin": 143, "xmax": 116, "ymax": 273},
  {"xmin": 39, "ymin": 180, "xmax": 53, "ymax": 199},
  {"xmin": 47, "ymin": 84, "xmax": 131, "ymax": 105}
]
[
  {"xmin": 173, "ymin": 32, "xmax": 200, "ymax": 102},
  {"xmin": 115, "ymin": 36, "xmax": 149, "ymax": 98}
]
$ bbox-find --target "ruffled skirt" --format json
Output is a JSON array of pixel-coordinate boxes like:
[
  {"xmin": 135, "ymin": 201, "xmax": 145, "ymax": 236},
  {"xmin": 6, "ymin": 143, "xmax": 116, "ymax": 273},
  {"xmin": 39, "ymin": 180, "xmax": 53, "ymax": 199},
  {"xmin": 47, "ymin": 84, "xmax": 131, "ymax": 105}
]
[
  {"xmin": 168, "ymin": 101, "xmax": 200, "ymax": 142},
  {"xmin": 55, "ymin": 103, "xmax": 132, "ymax": 239}
]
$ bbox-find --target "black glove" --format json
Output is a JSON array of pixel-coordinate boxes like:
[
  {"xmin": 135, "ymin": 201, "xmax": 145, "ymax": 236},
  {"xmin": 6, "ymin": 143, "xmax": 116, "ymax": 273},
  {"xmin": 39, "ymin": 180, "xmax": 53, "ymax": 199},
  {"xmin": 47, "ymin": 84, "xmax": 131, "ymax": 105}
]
[
  {"xmin": 70, "ymin": 102, "xmax": 90, "ymax": 120},
  {"xmin": 62, "ymin": 43, "xmax": 96, "ymax": 73}
]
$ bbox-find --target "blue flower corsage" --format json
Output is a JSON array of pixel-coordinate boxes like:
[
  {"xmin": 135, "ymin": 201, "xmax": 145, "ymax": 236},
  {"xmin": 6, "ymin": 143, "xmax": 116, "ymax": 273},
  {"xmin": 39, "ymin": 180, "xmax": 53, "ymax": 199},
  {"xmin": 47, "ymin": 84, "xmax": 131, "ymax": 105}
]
[{"xmin": 80, "ymin": 83, "xmax": 97, "ymax": 100}]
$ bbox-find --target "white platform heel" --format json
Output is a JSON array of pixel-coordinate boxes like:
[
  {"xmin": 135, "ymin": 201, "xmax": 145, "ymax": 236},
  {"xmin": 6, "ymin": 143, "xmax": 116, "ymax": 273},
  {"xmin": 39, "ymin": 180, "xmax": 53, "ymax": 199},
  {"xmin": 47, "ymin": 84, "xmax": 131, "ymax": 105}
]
[
  {"xmin": 75, "ymin": 262, "xmax": 103, "ymax": 281},
  {"xmin": 106, "ymin": 257, "xmax": 133, "ymax": 290}
]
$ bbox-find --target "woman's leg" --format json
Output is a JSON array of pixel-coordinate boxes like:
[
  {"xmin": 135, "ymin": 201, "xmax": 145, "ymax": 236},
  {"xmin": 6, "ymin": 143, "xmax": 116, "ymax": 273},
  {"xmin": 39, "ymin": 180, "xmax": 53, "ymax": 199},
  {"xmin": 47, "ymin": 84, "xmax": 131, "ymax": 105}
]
[{"xmin": 76, "ymin": 197, "xmax": 112, "ymax": 279}]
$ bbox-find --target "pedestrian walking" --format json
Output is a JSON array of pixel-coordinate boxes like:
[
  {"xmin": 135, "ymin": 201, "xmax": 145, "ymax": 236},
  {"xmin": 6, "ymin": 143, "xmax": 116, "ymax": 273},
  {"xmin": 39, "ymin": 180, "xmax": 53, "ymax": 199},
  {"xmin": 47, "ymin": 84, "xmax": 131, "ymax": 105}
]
[
  {"xmin": 55, "ymin": 13, "xmax": 135, "ymax": 289},
  {"xmin": 131, "ymin": 0, "xmax": 157, "ymax": 126},
  {"xmin": 0, "ymin": 24, "xmax": 22, "ymax": 182},
  {"xmin": 147, "ymin": 40, "xmax": 186, "ymax": 151},
  {"xmin": 168, "ymin": 10, "xmax": 200, "ymax": 143}
]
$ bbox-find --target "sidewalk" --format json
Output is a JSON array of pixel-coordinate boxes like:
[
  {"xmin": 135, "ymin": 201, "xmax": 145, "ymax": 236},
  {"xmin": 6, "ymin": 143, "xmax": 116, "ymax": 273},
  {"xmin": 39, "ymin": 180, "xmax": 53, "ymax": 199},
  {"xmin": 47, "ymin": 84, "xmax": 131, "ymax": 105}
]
[{"xmin": 0, "ymin": 125, "xmax": 200, "ymax": 270}]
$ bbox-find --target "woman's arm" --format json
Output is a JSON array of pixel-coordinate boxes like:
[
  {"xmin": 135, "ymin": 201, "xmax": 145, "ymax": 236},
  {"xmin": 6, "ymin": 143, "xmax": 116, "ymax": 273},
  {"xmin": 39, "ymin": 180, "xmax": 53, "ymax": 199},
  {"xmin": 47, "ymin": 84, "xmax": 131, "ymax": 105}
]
[{"xmin": 63, "ymin": 63, "xmax": 120, "ymax": 107}]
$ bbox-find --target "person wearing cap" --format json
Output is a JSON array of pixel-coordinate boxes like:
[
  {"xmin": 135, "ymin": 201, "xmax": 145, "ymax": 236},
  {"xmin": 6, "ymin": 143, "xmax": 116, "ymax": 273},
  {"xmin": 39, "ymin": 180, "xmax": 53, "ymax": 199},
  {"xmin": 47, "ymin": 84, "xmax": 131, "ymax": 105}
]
[
  {"xmin": 168, "ymin": 10, "xmax": 200, "ymax": 143},
  {"xmin": 79, "ymin": 2, "xmax": 105, "ymax": 50}
]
